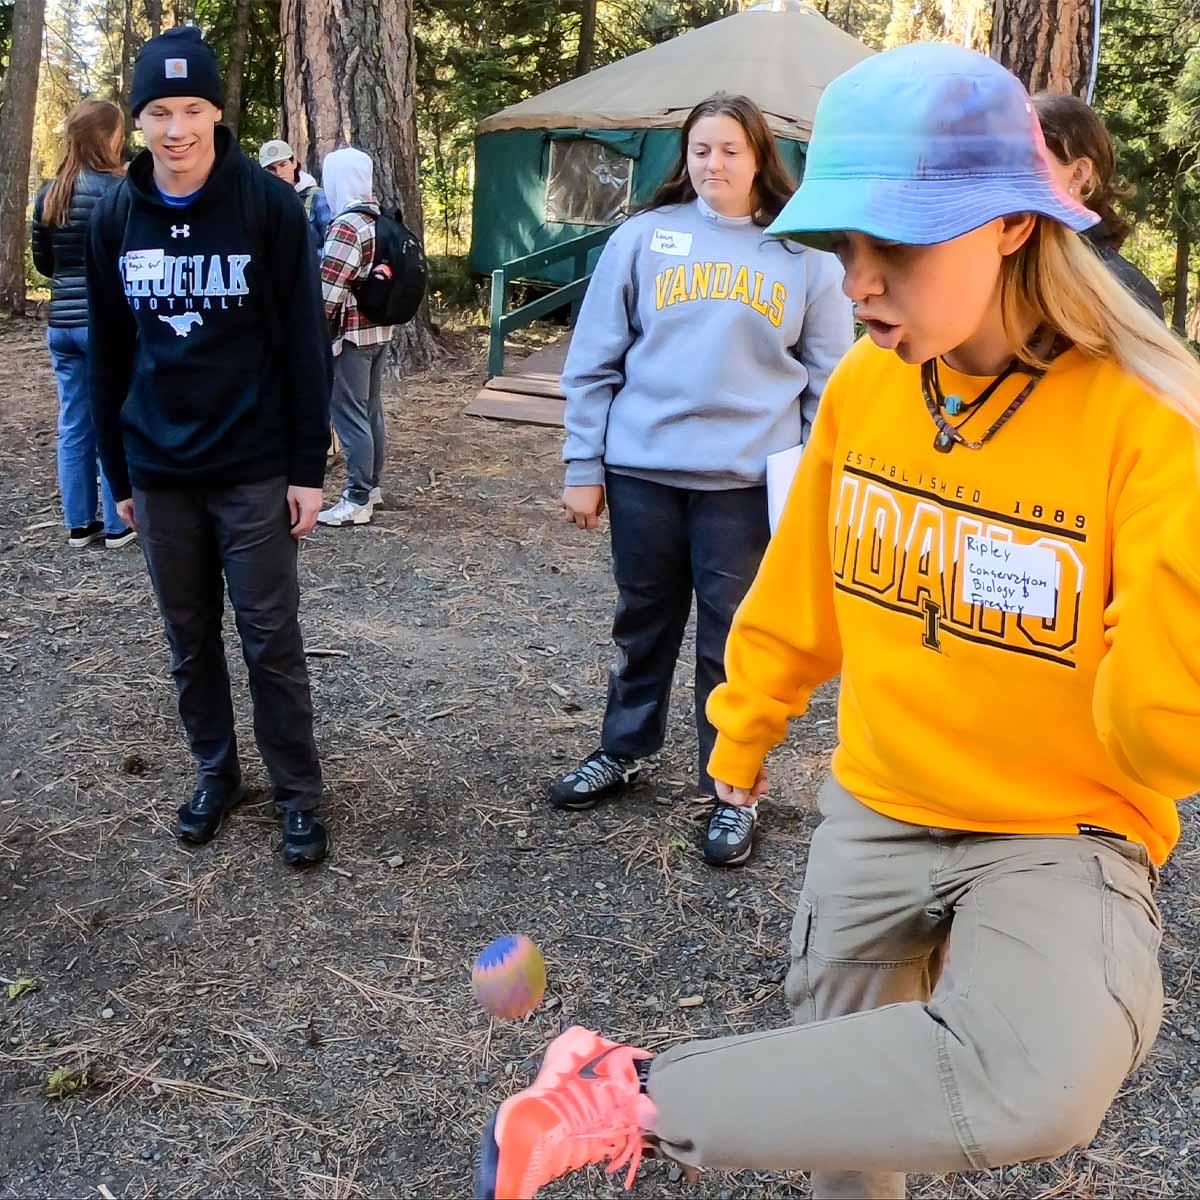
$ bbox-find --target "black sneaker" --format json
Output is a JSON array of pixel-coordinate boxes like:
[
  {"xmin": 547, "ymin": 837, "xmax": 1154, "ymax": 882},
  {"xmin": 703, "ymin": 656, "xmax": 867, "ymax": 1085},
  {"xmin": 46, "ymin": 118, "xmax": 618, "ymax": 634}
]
[
  {"xmin": 703, "ymin": 802, "xmax": 758, "ymax": 867},
  {"xmin": 68, "ymin": 521, "xmax": 104, "ymax": 548},
  {"xmin": 105, "ymin": 527, "xmax": 137, "ymax": 549},
  {"xmin": 549, "ymin": 748, "xmax": 641, "ymax": 811},
  {"xmin": 281, "ymin": 810, "xmax": 328, "ymax": 865},
  {"xmin": 176, "ymin": 783, "xmax": 246, "ymax": 845}
]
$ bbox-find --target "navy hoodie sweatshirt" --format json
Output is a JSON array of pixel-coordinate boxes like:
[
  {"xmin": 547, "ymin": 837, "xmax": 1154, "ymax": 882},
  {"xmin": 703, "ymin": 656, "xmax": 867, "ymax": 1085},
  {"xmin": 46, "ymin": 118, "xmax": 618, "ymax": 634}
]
[{"xmin": 86, "ymin": 126, "xmax": 332, "ymax": 500}]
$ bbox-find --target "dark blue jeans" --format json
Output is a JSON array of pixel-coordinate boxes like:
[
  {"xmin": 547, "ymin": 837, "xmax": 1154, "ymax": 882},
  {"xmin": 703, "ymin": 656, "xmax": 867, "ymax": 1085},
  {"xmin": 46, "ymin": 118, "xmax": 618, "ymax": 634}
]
[{"xmin": 600, "ymin": 471, "xmax": 771, "ymax": 796}]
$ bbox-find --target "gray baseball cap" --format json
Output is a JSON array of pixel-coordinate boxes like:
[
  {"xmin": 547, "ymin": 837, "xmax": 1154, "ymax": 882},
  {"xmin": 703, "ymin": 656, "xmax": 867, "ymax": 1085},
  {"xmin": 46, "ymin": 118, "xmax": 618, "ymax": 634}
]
[{"xmin": 259, "ymin": 139, "xmax": 295, "ymax": 168}]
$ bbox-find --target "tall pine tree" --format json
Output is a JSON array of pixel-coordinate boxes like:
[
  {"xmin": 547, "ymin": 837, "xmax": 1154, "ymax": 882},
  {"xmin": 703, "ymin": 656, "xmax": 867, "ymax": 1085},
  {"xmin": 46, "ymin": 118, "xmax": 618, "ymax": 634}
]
[{"xmin": 0, "ymin": 0, "xmax": 46, "ymax": 314}]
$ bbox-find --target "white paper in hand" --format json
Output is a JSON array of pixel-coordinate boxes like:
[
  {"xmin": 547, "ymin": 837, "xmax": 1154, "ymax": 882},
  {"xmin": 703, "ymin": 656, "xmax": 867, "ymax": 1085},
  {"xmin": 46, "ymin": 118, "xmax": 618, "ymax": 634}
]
[{"xmin": 766, "ymin": 443, "xmax": 805, "ymax": 534}]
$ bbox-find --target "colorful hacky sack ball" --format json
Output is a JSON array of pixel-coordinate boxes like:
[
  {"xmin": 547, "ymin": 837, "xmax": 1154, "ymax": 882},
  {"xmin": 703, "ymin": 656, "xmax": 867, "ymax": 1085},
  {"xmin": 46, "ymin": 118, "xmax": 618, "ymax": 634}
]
[{"xmin": 471, "ymin": 934, "xmax": 546, "ymax": 1019}]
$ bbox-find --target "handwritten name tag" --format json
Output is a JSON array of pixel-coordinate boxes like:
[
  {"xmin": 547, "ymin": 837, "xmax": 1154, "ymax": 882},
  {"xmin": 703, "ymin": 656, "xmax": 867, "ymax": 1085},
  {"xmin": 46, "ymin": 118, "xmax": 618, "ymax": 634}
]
[
  {"xmin": 124, "ymin": 248, "xmax": 165, "ymax": 282},
  {"xmin": 650, "ymin": 229, "xmax": 693, "ymax": 256},
  {"xmin": 962, "ymin": 535, "xmax": 1057, "ymax": 619}
]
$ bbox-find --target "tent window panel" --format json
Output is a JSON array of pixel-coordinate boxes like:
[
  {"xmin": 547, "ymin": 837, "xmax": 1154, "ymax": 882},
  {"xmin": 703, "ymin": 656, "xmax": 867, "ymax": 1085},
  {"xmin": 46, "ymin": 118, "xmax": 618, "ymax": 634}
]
[{"xmin": 546, "ymin": 139, "xmax": 633, "ymax": 226}]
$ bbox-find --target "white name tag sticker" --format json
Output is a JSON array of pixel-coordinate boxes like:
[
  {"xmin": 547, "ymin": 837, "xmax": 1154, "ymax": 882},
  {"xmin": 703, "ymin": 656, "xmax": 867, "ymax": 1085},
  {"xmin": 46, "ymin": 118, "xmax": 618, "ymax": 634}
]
[
  {"xmin": 962, "ymin": 535, "xmax": 1057, "ymax": 618},
  {"xmin": 124, "ymin": 248, "xmax": 165, "ymax": 282},
  {"xmin": 650, "ymin": 228, "xmax": 693, "ymax": 256}
]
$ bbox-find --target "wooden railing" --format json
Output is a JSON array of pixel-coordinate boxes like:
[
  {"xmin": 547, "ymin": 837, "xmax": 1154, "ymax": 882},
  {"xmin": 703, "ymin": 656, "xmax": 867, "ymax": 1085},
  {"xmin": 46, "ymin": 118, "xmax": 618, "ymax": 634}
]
[{"xmin": 487, "ymin": 225, "xmax": 618, "ymax": 379}]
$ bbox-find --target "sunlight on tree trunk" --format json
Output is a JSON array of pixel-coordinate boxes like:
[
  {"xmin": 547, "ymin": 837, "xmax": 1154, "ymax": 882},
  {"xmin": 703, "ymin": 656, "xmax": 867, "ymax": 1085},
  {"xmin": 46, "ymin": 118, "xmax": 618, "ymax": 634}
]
[
  {"xmin": 990, "ymin": 0, "xmax": 1093, "ymax": 95},
  {"xmin": 1187, "ymin": 267, "xmax": 1200, "ymax": 342},
  {"xmin": 280, "ymin": 0, "xmax": 436, "ymax": 370},
  {"xmin": 0, "ymin": 0, "xmax": 47, "ymax": 315}
]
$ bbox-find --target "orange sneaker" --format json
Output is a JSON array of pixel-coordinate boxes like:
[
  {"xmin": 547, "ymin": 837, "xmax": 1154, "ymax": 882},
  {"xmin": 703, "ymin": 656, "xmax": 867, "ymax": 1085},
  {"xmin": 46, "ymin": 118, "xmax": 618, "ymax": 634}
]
[{"xmin": 474, "ymin": 1026, "xmax": 656, "ymax": 1199}]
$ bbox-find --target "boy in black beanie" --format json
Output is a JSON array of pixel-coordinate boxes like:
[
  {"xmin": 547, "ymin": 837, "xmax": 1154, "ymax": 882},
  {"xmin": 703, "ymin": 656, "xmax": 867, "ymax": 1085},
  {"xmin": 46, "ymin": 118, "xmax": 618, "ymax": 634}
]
[{"xmin": 86, "ymin": 26, "xmax": 334, "ymax": 865}]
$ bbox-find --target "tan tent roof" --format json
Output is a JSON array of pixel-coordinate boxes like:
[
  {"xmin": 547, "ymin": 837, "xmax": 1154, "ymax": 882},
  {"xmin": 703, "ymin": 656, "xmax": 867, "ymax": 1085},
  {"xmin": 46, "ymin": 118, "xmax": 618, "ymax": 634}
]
[{"xmin": 476, "ymin": 3, "xmax": 873, "ymax": 140}]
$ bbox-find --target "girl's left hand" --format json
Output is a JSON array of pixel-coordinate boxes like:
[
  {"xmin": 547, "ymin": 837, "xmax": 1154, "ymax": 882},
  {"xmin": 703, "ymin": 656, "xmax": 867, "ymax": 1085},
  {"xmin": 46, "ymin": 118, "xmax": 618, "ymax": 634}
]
[{"xmin": 714, "ymin": 767, "xmax": 768, "ymax": 807}]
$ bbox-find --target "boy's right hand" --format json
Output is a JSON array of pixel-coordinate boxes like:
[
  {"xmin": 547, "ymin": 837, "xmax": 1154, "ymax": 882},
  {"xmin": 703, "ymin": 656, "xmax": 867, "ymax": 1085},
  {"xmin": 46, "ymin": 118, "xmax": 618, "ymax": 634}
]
[
  {"xmin": 116, "ymin": 497, "xmax": 138, "ymax": 532},
  {"xmin": 562, "ymin": 484, "xmax": 606, "ymax": 530}
]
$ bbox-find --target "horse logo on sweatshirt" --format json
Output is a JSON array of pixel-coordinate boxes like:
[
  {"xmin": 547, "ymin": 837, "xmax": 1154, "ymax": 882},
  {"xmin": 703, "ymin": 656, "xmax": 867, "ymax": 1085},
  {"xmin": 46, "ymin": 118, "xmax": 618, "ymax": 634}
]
[{"xmin": 158, "ymin": 311, "xmax": 204, "ymax": 337}]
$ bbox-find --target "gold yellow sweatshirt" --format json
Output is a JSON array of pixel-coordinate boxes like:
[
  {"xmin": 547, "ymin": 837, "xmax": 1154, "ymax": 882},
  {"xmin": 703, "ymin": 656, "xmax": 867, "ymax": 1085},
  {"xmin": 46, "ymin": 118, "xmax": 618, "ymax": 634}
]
[{"xmin": 707, "ymin": 336, "xmax": 1200, "ymax": 864}]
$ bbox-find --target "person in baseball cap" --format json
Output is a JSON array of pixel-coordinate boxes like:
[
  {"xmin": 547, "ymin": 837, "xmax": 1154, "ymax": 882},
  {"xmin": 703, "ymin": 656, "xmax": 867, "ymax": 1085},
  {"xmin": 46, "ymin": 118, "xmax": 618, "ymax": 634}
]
[
  {"xmin": 259, "ymin": 139, "xmax": 296, "ymax": 172},
  {"xmin": 469, "ymin": 42, "xmax": 1200, "ymax": 1200},
  {"xmin": 259, "ymin": 140, "xmax": 332, "ymax": 258}
]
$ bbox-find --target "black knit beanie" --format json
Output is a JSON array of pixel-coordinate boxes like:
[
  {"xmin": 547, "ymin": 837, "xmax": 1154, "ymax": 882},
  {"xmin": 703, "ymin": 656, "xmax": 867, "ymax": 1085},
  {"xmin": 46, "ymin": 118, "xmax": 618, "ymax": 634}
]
[{"xmin": 131, "ymin": 27, "xmax": 223, "ymax": 117}]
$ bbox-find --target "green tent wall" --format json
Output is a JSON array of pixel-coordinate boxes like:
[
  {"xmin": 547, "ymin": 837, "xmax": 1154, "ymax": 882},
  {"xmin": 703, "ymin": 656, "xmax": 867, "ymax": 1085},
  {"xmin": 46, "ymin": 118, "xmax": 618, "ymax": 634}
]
[{"xmin": 468, "ymin": 127, "xmax": 807, "ymax": 284}]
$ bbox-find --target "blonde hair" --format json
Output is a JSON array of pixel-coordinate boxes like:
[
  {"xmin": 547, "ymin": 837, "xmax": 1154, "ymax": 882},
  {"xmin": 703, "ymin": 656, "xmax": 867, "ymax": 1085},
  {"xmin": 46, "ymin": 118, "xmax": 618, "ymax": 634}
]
[
  {"xmin": 44, "ymin": 99, "xmax": 125, "ymax": 227},
  {"xmin": 1001, "ymin": 219, "xmax": 1200, "ymax": 429}
]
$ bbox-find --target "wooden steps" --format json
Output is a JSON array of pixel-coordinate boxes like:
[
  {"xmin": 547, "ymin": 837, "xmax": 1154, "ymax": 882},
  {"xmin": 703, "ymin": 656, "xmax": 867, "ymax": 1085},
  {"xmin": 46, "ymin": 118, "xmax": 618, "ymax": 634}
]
[{"xmin": 465, "ymin": 335, "xmax": 570, "ymax": 428}]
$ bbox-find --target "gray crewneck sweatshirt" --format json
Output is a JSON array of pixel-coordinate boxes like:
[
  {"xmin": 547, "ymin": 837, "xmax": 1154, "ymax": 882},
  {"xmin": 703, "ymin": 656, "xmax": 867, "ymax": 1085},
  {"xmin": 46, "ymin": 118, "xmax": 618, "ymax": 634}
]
[{"xmin": 562, "ymin": 196, "xmax": 852, "ymax": 489}]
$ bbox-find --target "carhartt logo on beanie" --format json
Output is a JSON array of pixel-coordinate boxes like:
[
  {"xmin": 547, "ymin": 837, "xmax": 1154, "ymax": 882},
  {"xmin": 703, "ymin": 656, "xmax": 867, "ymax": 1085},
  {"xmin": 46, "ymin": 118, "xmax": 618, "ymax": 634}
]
[{"xmin": 131, "ymin": 27, "xmax": 223, "ymax": 116}]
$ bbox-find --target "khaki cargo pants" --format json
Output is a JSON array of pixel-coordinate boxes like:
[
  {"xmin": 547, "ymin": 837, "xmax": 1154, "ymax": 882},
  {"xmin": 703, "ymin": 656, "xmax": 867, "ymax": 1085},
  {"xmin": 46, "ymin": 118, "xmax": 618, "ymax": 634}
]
[{"xmin": 648, "ymin": 778, "xmax": 1164, "ymax": 1198}]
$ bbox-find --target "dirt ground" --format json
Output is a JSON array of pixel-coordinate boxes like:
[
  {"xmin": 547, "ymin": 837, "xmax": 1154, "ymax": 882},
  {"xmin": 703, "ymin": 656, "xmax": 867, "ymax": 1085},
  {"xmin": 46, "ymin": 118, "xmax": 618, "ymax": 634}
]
[{"xmin": 1, "ymin": 315, "xmax": 1199, "ymax": 1200}]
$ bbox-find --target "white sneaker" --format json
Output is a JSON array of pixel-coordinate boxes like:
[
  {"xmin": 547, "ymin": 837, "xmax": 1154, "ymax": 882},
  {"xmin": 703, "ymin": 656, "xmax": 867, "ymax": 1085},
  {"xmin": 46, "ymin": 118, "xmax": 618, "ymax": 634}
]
[
  {"xmin": 317, "ymin": 496, "xmax": 374, "ymax": 527},
  {"xmin": 369, "ymin": 486, "xmax": 383, "ymax": 508}
]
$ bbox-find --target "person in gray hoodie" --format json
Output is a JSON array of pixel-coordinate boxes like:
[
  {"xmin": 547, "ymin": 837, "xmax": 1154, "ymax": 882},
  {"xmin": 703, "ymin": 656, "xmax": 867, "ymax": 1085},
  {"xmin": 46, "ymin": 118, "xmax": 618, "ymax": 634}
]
[{"xmin": 550, "ymin": 94, "xmax": 852, "ymax": 866}]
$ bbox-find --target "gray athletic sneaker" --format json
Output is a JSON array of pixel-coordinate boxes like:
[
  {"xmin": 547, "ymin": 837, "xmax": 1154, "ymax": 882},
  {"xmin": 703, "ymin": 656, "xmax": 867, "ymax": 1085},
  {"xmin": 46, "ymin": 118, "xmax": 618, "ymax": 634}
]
[
  {"xmin": 550, "ymin": 748, "xmax": 641, "ymax": 811},
  {"xmin": 703, "ymin": 802, "xmax": 758, "ymax": 866}
]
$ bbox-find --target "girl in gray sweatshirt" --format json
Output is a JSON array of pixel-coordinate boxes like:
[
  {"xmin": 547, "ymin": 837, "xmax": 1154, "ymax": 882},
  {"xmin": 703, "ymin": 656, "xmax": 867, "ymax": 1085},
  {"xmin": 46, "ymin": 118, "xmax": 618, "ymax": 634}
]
[{"xmin": 550, "ymin": 94, "xmax": 853, "ymax": 867}]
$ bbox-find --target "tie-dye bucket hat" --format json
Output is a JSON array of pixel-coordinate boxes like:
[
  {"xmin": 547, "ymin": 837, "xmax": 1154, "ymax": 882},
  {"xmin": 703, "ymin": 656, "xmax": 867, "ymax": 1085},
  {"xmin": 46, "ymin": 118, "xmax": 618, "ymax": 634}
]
[{"xmin": 769, "ymin": 42, "xmax": 1099, "ymax": 249}]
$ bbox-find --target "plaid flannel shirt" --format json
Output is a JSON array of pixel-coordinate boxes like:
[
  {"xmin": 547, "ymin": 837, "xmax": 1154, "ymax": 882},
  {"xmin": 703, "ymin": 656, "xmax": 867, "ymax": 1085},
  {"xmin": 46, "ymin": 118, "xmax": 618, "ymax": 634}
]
[{"xmin": 320, "ymin": 205, "xmax": 395, "ymax": 353}]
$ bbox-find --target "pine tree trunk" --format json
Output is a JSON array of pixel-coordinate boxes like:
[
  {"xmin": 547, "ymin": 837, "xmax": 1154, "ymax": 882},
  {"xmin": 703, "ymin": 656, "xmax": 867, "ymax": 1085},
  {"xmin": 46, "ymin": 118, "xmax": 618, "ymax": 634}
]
[
  {"xmin": 1171, "ymin": 222, "xmax": 1191, "ymax": 337},
  {"xmin": 575, "ymin": 0, "xmax": 597, "ymax": 77},
  {"xmin": 119, "ymin": 0, "xmax": 135, "ymax": 134},
  {"xmin": 0, "ymin": 0, "xmax": 47, "ymax": 315},
  {"xmin": 1187, "ymin": 267, "xmax": 1200, "ymax": 344},
  {"xmin": 990, "ymin": 0, "xmax": 1093, "ymax": 95},
  {"xmin": 223, "ymin": 0, "xmax": 253, "ymax": 140},
  {"xmin": 280, "ymin": 0, "xmax": 435, "ymax": 370},
  {"xmin": 144, "ymin": 0, "xmax": 162, "ymax": 38},
  {"xmin": 119, "ymin": 0, "xmax": 133, "ymax": 100}
]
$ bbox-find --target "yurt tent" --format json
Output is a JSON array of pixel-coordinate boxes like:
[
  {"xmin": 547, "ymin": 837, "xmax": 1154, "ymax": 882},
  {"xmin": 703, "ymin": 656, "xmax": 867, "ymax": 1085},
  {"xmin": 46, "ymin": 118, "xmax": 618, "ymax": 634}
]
[{"xmin": 468, "ymin": 2, "xmax": 873, "ymax": 284}]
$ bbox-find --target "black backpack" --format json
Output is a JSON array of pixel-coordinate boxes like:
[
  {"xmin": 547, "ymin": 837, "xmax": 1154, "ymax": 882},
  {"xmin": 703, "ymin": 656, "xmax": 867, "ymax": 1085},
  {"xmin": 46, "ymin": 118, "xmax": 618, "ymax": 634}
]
[{"xmin": 344, "ymin": 204, "xmax": 427, "ymax": 326}]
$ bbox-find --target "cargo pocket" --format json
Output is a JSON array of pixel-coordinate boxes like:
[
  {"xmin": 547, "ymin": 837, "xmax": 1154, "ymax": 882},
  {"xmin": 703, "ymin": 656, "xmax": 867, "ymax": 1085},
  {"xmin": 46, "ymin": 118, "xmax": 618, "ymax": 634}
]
[
  {"xmin": 784, "ymin": 894, "xmax": 816, "ymax": 1025},
  {"xmin": 1097, "ymin": 854, "xmax": 1164, "ymax": 1073}
]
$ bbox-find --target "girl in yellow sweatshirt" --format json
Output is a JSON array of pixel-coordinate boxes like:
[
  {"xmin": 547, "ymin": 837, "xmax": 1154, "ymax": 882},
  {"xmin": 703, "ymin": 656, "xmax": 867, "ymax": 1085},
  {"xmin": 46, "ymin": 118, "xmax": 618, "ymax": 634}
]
[{"xmin": 475, "ymin": 44, "xmax": 1200, "ymax": 1200}]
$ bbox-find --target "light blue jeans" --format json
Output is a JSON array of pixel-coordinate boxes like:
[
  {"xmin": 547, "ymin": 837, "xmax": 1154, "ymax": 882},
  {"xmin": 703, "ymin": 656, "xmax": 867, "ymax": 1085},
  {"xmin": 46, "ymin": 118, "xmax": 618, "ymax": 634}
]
[{"xmin": 47, "ymin": 325, "xmax": 121, "ymax": 533}]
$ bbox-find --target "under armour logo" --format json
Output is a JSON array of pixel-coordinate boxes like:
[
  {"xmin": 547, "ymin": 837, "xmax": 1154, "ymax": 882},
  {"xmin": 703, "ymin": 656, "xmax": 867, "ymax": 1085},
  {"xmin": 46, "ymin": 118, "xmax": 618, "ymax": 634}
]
[
  {"xmin": 170, "ymin": 224, "xmax": 190, "ymax": 239},
  {"xmin": 158, "ymin": 312, "xmax": 204, "ymax": 337}
]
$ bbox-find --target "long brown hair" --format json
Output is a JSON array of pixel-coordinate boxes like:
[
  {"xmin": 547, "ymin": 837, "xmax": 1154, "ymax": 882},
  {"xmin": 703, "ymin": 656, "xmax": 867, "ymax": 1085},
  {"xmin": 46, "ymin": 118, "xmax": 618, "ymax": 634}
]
[
  {"xmin": 640, "ymin": 93, "xmax": 796, "ymax": 228},
  {"xmin": 43, "ymin": 99, "xmax": 125, "ymax": 228},
  {"xmin": 1032, "ymin": 93, "xmax": 1133, "ymax": 249}
]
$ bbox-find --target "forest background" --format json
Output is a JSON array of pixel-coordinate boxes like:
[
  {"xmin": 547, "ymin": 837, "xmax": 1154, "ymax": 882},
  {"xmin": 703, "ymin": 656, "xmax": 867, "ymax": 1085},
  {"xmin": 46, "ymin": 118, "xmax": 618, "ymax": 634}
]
[{"xmin": 1, "ymin": 0, "xmax": 1198, "ymax": 345}]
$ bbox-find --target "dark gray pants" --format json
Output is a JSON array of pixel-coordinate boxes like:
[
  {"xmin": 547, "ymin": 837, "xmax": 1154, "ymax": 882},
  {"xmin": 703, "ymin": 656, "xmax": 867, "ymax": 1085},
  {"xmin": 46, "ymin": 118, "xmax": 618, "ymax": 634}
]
[
  {"xmin": 134, "ymin": 476, "xmax": 322, "ymax": 812},
  {"xmin": 600, "ymin": 471, "xmax": 771, "ymax": 795},
  {"xmin": 331, "ymin": 342, "xmax": 387, "ymax": 504}
]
